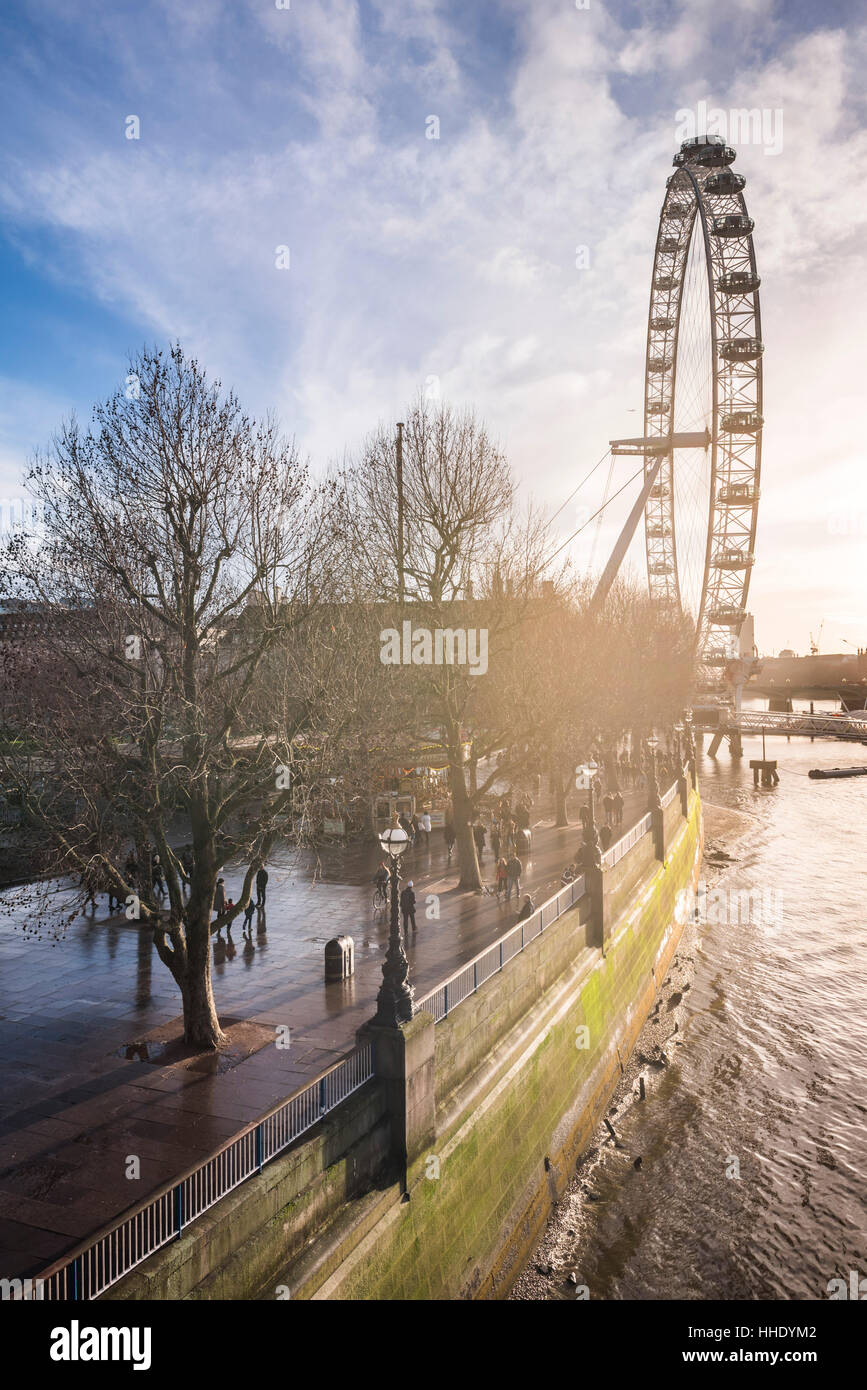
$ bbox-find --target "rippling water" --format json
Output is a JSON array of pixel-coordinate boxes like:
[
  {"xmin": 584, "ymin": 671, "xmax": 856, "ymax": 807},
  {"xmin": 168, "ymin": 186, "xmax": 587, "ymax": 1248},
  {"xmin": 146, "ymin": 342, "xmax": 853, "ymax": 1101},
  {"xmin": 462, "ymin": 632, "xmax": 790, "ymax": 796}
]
[{"xmin": 529, "ymin": 727, "xmax": 867, "ymax": 1300}]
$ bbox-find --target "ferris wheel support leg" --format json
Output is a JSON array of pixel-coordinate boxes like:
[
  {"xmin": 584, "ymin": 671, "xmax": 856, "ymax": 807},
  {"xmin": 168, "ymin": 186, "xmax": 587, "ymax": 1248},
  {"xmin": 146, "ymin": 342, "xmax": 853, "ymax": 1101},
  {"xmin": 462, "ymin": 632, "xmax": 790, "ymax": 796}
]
[
  {"xmin": 706, "ymin": 727, "xmax": 725, "ymax": 758},
  {"xmin": 728, "ymin": 729, "xmax": 744, "ymax": 758}
]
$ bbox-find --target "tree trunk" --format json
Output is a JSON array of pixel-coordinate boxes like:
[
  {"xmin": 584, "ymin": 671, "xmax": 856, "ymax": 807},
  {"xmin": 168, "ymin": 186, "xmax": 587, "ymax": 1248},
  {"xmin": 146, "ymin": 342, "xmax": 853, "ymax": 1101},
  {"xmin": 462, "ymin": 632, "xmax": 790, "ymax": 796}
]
[
  {"xmin": 181, "ymin": 949, "xmax": 227, "ymax": 1049},
  {"xmin": 181, "ymin": 903, "xmax": 227, "ymax": 1049},
  {"xmin": 448, "ymin": 739, "xmax": 481, "ymax": 891}
]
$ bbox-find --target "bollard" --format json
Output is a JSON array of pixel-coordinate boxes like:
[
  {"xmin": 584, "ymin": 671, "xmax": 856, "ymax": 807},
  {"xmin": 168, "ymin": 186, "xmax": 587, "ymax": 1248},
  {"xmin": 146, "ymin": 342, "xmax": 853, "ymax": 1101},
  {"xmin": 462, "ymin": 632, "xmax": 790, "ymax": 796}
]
[{"xmin": 324, "ymin": 936, "xmax": 355, "ymax": 981}]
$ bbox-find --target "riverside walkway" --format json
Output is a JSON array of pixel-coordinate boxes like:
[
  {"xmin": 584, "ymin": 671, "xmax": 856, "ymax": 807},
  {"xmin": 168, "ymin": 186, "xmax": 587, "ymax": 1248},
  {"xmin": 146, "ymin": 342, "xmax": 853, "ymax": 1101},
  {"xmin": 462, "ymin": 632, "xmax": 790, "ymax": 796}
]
[{"xmin": 0, "ymin": 788, "xmax": 650, "ymax": 1277}]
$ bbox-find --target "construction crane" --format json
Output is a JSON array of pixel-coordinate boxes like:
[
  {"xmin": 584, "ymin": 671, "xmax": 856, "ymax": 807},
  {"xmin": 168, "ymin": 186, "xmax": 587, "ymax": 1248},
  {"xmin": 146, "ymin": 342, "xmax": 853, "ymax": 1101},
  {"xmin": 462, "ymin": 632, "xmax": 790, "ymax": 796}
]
[{"xmin": 809, "ymin": 621, "xmax": 824, "ymax": 655}]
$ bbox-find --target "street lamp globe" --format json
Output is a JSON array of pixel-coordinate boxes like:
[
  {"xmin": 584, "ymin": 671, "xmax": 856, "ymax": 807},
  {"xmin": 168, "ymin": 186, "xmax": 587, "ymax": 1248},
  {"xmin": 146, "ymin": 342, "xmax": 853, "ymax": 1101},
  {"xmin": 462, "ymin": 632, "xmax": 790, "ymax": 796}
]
[{"xmin": 379, "ymin": 825, "xmax": 409, "ymax": 858}]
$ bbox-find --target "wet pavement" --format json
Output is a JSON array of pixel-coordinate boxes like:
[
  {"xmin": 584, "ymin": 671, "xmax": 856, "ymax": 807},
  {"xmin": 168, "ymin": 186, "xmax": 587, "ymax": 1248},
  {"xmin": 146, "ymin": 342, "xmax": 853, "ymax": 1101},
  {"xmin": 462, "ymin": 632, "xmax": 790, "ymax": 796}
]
[{"xmin": 0, "ymin": 787, "xmax": 650, "ymax": 1276}]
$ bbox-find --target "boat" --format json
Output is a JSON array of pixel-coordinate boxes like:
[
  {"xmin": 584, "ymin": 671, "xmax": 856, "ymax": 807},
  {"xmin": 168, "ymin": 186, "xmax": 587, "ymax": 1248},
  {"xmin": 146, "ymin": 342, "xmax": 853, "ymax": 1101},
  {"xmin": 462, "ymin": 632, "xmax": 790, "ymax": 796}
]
[{"xmin": 808, "ymin": 766, "xmax": 867, "ymax": 780}]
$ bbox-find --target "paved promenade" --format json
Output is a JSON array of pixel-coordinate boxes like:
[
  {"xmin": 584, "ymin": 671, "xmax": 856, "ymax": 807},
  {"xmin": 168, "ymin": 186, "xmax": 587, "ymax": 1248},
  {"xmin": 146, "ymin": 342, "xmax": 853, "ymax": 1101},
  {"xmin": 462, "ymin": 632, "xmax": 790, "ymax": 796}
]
[{"xmin": 0, "ymin": 788, "xmax": 649, "ymax": 1276}]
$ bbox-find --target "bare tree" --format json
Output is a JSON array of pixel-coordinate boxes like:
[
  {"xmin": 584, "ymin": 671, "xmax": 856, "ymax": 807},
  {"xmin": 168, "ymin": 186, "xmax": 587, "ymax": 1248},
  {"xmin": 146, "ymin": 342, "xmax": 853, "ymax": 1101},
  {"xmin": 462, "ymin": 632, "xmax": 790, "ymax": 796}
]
[
  {"xmin": 343, "ymin": 396, "xmax": 565, "ymax": 889},
  {"xmin": 0, "ymin": 345, "xmax": 334, "ymax": 1048}
]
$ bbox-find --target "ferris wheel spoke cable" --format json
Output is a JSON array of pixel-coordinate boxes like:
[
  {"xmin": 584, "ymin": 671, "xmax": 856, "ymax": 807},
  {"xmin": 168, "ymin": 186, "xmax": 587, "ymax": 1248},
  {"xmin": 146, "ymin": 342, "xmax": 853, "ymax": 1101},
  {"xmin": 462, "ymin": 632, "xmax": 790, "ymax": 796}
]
[{"xmin": 538, "ymin": 462, "xmax": 647, "ymax": 574}]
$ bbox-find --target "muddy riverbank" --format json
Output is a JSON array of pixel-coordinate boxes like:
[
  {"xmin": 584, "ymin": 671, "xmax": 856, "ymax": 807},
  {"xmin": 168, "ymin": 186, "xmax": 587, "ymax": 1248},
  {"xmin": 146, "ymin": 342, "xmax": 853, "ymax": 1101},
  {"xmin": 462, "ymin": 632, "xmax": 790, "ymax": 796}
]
[{"xmin": 509, "ymin": 798, "xmax": 758, "ymax": 1300}]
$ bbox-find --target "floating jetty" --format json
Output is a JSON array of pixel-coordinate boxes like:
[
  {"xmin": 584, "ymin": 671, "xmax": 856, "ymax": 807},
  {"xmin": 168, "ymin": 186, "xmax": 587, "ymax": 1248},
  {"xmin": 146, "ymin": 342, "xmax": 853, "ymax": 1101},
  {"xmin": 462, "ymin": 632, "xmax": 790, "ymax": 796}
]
[{"xmin": 808, "ymin": 766, "xmax": 867, "ymax": 780}]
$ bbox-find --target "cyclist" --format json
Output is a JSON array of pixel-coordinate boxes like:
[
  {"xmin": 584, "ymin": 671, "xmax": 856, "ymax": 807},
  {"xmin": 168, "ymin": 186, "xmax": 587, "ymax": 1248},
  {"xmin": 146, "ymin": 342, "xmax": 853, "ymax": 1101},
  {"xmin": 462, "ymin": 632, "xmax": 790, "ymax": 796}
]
[{"xmin": 373, "ymin": 861, "xmax": 390, "ymax": 898}]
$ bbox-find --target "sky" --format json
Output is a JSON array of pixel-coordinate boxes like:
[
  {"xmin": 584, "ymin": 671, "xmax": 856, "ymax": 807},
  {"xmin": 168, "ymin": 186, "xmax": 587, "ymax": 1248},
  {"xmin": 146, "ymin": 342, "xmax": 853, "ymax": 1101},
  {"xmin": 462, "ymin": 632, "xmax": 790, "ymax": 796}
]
[{"xmin": 0, "ymin": 0, "xmax": 865, "ymax": 655}]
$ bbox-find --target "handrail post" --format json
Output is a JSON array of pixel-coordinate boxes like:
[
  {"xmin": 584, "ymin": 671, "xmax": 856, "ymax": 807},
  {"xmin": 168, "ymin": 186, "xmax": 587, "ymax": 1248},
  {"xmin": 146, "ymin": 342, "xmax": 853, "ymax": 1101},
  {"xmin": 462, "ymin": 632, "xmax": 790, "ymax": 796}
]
[
  {"xmin": 174, "ymin": 1183, "xmax": 183, "ymax": 1240},
  {"xmin": 319, "ymin": 1077, "xmax": 327, "ymax": 1116},
  {"xmin": 473, "ymin": 961, "xmax": 478, "ymax": 992},
  {"xmin": 256, "ymin": 1123, "xmax": 263, "ymax": 1172}
]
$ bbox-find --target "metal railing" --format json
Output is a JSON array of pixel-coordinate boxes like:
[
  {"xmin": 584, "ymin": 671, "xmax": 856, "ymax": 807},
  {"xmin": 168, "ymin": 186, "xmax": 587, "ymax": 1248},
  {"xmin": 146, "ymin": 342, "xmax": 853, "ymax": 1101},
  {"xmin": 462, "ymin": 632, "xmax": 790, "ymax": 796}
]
[
  {"xmin": 419, "ymin": 781, "xmax": 679, "ymax": 1023},
  {"xmin": 32, "ymin": 1042, "xmax": 373, "ymax": 1302},
  {"xmin": 416, "ymin": 873, "xmax": 586, "ymax": 1023},
  {"xmin": 732, "ymin": 708, "xmax": 867, "ymax": 740},
  {"xmin": 661, "ymin": 782, "xmax": 679, "ymax": 809},
  {"xmin": 602, "ymin": 811, "xmax": 653, "ymax": 869}
]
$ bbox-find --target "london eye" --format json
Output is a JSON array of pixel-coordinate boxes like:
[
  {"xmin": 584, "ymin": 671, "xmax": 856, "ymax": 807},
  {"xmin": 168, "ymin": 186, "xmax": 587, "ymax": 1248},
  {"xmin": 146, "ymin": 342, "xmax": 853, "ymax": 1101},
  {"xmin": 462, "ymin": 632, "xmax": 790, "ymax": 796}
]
[{"xmin": 598, "ymin": 134, "xmax": 763, "ymax": 694}]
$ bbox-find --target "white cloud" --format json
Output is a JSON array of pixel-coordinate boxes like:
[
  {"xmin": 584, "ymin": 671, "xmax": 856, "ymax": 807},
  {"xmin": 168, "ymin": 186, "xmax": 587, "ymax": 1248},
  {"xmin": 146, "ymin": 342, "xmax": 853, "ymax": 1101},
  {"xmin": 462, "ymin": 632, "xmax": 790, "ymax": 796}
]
[{"xmin": 0, "ymin": 1, "xmax": 865, "ymax": 653}]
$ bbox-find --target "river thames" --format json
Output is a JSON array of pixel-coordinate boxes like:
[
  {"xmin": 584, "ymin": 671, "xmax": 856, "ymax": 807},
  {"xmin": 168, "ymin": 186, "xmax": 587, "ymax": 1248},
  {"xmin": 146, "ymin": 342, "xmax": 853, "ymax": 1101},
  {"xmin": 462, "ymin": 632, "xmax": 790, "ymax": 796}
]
[{"xmin": 513, "ymin": 725, "xmax": 867, "ymax": 1300}]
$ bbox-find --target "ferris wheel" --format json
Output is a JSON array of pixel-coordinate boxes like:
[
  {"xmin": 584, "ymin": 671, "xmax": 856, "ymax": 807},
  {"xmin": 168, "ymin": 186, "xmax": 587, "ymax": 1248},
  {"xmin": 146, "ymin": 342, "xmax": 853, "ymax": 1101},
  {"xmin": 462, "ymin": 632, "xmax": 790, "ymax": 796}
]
[{"xmin": 602, "ymin": 135, "xmax": 763, "ymax": 691}]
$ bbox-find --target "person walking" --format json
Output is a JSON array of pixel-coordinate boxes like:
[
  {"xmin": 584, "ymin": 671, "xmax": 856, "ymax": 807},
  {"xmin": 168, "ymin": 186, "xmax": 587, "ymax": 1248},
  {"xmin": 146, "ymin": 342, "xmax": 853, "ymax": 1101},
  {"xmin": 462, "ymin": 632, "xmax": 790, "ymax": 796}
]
[
  {"xmin": 444, "ymin": 820, "xmax": 456, "ymax": 863},
  {"xmin": 255, "ymin": 866, "xmax": 268, "ymax": 906},
  {"xmin": 420, "ymin": 809, "xmax": 432, "ymax": 848},
  {"xmin": 491, "ymin": 825, "xmax": 501, "ymax": 861},
  {"xmin": 505, "ymin": 852, "xmax": 522, "ymax": 901},
  {"xmin": 213, "ymin": 876, "xmax": 227, "ymax": 920},
  {"xmin": 152, "ymin": 854, "xmax": 166, "ymax": 897},
  {"xmin": 614, "ymin": 790, "xmax": 624, "ymax": 827},
  {"xmin": 496, "ymin": 856, "xmax": 508, "ymax": 898},
  {"xmin": 400, "ymin": 880, "xmax": 417, "ymax": 933},
  {"xmin": 243, "ymin": 895, "xmax": 256, "ymax": 930},
  {"xmin": 473, "ymin": 820, "xmax": 487, "ymax": 862}
]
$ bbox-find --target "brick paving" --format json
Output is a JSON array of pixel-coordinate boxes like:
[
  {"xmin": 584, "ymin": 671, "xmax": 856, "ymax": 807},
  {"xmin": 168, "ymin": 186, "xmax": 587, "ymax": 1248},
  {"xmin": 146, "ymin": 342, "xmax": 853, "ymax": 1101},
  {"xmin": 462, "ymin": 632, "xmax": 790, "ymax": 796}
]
[{"xmin": 0, "ymin": 784, "xmax": 650, "ymax": 1276}]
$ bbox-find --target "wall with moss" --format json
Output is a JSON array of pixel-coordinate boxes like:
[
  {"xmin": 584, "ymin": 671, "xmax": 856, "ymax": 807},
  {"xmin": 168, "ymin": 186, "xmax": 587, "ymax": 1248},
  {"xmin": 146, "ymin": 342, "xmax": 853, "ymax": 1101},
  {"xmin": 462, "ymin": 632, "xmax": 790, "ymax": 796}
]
[
  {"xmin": 314, "ymin": 790, "xmax": 702, "ymax": 1300},
  {"xmin": 106, "ymin": 790, "xmax": 701, "ymax": 1302}
]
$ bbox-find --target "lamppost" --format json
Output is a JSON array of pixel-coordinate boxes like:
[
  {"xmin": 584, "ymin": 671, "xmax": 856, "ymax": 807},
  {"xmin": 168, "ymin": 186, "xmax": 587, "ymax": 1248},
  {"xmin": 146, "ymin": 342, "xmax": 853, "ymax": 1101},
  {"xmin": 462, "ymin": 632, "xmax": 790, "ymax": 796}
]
[
  {"xmin": 646, "ymin": 735, "xmax": 661, "ymax": 810},
  {"xmin": 373, "ymin": 821, "xmax": 414, "ymax": 1027}
]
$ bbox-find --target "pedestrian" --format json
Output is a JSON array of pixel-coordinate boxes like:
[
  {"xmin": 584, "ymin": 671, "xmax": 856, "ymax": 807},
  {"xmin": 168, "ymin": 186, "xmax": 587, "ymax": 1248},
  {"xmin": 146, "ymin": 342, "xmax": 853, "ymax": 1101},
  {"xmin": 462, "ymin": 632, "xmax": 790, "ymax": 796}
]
[
  {"xmin": 505, "ymin": 852, "xmax": 522, "ymax": 901},
  {"xmin": 411, "ymin": 813, "xmax": 421, "ymax": 845},
  {"xmin": 399, "ymin": 811, "xmax": 414, "ymax": 845},
  {"xmin": 243, "ymin": 896, "xmax": 255, "ymax": 929},
  {"xmin": 600, "ymin": 824, "xmax": 612, "ymax": 851},
  {"xmin": 516, "ymin": 802, "xmax": 530, "ymax": 831},
  {"xmin": 614, "ymin": 790, "xmax": 624, "ymax": 826},
  {"xmin": 517, "ymin": 894, "xmax": 535, "ymax": 923},
  {"xmin": 400, "ymin": 880, "xmax": 417, "ymax": 933},
  {"xmin": 603, "ymin": 792, "xmax": 614, "ymax": 826},
  {"xmin": 491, "ymin": 827, "xmax": 501, "ymax": 861},
  {"xmin": 255, "ymin": 865, "xmax": 268, "ymax": 906},
  {"xmin": 374, "ymin": 860, "xmax": 390, "ymax": 894},
  {"xmin": 503, "ymin": 818, "xmax": 515, "ymax": 854},
  {"xmin": 213, "ymin": 876, "xmax": 227, "ymax": 919},
  {"xmin": 496, "ymin": 856, "xmax": 508, "ymax": 898},
  {"xmin": 152, "ymin": 854, "xmax": 165, "ymax": 897},
  {"xmin": 444, "ymin": 820, "xmax": 456, "ymax": 863},
  {"xmin": 421, "ymin": 809, "xmax": 432, "ymax": 848},
  {"xmin": 473, "ymin": 820, "xmax": 487, "ymax": 861}
]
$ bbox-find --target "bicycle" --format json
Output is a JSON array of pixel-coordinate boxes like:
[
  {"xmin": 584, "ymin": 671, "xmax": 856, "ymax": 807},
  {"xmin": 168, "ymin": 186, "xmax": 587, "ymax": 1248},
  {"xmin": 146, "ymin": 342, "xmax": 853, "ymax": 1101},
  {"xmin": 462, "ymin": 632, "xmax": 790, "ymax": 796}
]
[{"xmin": 373, "ymin": 883, "xmax": 389, "ymax": 913}]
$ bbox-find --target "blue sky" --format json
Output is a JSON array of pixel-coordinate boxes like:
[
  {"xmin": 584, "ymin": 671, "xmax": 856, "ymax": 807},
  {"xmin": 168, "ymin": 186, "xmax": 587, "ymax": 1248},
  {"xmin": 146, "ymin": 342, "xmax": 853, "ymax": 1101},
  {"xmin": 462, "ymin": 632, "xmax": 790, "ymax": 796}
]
[{"xmin": 1, "ymin": 0, "xmax": 866, "ymax": 652}]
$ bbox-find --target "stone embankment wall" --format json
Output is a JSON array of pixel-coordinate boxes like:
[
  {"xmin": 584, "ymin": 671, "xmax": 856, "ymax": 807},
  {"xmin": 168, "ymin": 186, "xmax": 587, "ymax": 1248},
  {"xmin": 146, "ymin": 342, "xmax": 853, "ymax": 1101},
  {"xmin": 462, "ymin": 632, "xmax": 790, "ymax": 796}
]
[{"xmin": 109, "ymin": 786, "xmax": 702, "ymax": 1302}]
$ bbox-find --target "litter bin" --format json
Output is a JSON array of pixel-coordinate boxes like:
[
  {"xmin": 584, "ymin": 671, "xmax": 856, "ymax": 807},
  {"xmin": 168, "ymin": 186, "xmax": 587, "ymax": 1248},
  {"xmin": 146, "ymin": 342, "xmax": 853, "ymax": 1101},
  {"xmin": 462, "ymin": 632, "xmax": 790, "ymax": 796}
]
[{"xmin": 324, "ymin": 935, "xmax": 355, "ymax": 981}]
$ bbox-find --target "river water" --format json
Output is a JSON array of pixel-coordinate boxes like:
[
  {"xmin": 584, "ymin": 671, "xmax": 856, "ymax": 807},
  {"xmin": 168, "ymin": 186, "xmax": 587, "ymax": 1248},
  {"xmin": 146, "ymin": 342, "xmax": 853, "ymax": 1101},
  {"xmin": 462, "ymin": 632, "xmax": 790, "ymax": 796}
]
[{"xmin": 513, "ymin": 726, "xmax": 867, "ymax": 1301}]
